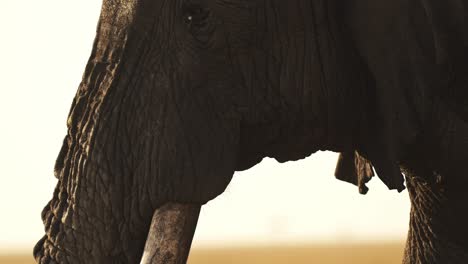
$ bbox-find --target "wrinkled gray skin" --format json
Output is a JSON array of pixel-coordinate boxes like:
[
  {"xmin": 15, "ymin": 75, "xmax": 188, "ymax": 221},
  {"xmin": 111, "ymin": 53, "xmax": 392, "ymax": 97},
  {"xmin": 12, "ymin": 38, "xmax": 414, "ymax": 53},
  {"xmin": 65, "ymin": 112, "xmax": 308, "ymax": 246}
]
[{"xmin": 35, "ymin": 0, "xmax": 468, "ymax": 263}]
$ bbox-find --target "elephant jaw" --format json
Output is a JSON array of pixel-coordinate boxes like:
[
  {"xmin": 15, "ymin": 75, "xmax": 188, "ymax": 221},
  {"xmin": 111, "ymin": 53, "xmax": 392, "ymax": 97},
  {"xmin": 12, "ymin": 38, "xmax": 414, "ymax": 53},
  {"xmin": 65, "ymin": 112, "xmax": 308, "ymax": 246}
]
[{"xmin": 140, "ymin": 203, "xmax": 201, "ymax": 264}]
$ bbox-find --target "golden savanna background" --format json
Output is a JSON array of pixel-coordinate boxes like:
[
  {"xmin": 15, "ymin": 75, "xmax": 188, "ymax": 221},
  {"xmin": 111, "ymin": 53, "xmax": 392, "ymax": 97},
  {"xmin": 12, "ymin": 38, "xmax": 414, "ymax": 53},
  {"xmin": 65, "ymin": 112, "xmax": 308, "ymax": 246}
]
[
  {"xmin": 1, "ymin": 1, "xmax": 410, "ymax": 263},
  {"xmin": 2, "ymin": 243, "xmax": 405, "ymax": 264}
]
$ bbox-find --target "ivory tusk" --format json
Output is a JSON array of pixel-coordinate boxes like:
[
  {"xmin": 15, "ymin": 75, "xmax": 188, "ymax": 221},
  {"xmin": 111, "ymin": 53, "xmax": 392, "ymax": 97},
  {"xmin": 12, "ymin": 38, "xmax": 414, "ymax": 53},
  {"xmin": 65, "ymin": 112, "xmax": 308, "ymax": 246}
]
[{"xmin": 140, "ymin": 203, "xmax": 201, "ymax": 264}]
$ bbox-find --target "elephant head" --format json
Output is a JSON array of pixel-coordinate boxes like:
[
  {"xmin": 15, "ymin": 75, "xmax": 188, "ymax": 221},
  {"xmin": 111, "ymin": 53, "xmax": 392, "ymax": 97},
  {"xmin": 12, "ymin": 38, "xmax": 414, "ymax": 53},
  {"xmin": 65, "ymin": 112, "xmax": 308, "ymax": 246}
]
[{"xmin": 35, "ymin": 0, "xmax": 468, "ymax": 263}]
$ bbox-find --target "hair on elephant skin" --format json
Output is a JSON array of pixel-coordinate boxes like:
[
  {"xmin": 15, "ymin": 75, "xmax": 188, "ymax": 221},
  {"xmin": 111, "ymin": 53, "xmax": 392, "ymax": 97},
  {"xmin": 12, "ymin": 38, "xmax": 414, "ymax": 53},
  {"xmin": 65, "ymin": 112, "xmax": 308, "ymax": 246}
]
[{"xmin": 35, "ymin": 0, "xmax": 468, "ymax": 263}]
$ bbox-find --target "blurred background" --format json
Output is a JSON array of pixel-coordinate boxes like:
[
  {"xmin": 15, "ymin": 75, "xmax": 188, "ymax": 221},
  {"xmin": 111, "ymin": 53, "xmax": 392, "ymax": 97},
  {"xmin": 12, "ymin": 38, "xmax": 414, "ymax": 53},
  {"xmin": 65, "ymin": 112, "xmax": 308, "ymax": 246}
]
[{"xmin": 0, "ymin": 1, "xmax": 410, "ymax": 263}]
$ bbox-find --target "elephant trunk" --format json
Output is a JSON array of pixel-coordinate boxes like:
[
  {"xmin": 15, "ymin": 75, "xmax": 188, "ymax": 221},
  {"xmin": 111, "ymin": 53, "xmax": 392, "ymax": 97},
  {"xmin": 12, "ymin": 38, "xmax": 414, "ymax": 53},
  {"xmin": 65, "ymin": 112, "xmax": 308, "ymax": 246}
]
[{"xmin": 35, "ymin": 0, "xmax": 238, "ymax": 263}]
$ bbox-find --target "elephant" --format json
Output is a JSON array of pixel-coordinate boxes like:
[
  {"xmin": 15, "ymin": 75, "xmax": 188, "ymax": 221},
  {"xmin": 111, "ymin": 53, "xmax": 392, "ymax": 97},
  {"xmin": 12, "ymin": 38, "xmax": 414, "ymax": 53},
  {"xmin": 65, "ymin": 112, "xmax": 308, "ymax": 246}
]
[{"xmin": 34, "ymin": 0, "xmax": 468, "ymax": 263}]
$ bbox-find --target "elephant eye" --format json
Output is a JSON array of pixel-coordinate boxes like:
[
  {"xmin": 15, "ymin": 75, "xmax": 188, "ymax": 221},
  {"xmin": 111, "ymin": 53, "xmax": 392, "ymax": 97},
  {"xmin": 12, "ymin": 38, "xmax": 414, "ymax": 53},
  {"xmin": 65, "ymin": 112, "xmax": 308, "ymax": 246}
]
[{"xmin": 183, "ymin": 4, "xmax": 210, "ymax": 30}]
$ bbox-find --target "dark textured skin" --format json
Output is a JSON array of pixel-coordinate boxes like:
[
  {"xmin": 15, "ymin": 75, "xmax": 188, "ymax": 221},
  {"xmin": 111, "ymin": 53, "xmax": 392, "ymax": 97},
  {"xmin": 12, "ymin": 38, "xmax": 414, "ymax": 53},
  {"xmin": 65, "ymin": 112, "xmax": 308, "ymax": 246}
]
[
  {"xmin": 346, "ymin": 1, "xmax": 468, "ymax": 262},
  {"xmin": 35, "ymin": 0, "xmax": 468, "ymax": 263}
]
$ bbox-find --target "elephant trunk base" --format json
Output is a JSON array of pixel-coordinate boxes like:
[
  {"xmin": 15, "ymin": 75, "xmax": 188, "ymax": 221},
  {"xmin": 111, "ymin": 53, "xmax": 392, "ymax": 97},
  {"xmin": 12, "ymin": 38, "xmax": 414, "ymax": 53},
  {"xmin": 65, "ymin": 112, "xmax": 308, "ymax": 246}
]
[
  {"xmin": 140, "ymin": 203, "xmax": 201, "ymax": 264},
  {"xmin": 403, "ymin": 175, "xmax": 468, "ymax": 264}
]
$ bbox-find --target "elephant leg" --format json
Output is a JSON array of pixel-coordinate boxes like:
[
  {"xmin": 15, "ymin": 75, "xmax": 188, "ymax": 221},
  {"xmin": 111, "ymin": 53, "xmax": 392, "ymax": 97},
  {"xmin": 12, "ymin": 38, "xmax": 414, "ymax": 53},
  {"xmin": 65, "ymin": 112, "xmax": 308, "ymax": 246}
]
[
  {"xmin": 402, "ymin": 99, "xmax": 468, "ymax": 263},
  {"xmin": 140, "ymin": 203, "xmax": 201, "ymax": 264},
  {"xmin": 402, "ymin": 175, "xmax": 468, "ymax": 264}
]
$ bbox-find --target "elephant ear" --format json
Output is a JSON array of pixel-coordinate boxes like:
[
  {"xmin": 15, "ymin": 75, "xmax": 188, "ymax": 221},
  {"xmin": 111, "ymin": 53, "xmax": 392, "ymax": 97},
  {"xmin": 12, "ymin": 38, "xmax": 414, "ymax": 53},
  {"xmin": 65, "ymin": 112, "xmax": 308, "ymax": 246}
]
[
  {"xmin": 335, "ymin": 151, "xmax": 374, "ymax": 194},
  {"xmin": 335, "ymin": 149, "xmax": 405, "ymax": 194},
  {"xmin": 417, "ymin": 0, "xmax": 468, "ymax": 121}
]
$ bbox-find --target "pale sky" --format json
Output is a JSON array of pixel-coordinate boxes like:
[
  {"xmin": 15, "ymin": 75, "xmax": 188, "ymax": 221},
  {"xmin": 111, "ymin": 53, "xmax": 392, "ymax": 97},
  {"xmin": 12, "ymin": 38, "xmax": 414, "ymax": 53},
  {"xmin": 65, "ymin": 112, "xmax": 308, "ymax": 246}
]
[{"xmin": 0, "ymin": 1, "xmax": 410, "ymax": 253}]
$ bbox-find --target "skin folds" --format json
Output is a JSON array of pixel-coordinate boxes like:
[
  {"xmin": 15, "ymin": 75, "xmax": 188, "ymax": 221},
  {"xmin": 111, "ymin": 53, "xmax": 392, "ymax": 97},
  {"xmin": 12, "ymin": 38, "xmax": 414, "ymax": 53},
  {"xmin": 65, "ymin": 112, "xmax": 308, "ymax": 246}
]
[{"xmin": 35, "ymin": 1, "xmax": 468, "ymax": 263}]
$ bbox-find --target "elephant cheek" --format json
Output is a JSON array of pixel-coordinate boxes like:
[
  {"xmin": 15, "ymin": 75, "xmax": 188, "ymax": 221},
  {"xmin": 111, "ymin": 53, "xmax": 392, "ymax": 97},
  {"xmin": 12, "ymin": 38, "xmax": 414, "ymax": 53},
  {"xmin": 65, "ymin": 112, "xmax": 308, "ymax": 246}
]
[{"xmin": 142, "ymin": 99, "xmax": 241, "ymax": 205}]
